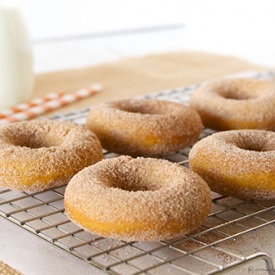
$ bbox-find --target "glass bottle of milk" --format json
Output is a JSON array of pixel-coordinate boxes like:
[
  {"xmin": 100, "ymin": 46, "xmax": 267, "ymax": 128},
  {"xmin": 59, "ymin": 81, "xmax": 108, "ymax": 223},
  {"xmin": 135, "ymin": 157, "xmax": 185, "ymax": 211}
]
[{"xmin": 0, "ymin": 0, "xmax": 34, "ymax": 109}]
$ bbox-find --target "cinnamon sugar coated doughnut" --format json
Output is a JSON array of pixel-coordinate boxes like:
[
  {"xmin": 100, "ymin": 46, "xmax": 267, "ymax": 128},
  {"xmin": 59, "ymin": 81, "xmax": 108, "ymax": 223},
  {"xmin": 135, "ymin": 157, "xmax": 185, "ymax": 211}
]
[
  {"xmin": 189, "ymin": 130, "xmax": 275, "ymax": 200},
  {"xmin": 190, "ymin": 78, "xmax": 275, "ymax": 130},
  {"xmin": 0, "ymin": 120, "xmax": 103, "ymax": 192},
  {"xmin": 86, "ymin": 99, "xmax": 202, "ymax": 156},
  {"xmin": 64, "ymin": 156, "xmax": 211, "ymax": 241}
]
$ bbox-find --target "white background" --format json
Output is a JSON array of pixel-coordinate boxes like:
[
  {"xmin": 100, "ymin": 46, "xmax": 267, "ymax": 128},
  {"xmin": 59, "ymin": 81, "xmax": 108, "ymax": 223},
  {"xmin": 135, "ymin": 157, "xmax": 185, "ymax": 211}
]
[{"xmin": 17, "ymin": 0, "xmax": 275, "ymax": 72}]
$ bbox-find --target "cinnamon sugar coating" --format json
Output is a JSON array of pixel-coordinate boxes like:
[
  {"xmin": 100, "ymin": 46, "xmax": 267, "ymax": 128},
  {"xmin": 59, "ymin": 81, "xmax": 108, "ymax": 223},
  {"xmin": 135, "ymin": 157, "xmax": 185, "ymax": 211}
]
[
  {"xmin": 0, "ymin": 120, "xmax": 103, "ymax": 192},
  {"xmin": 86, "ymin": 99, "xmax": 202, "ymax": 156},
  {"xmin": 190, "ymin": 78, "xmax": 275, "ymax": 130},
  {"xmin": 64, "ymin": 156, "xmax": 211, "ymax": 241},
  {"xmin": 189, "ymin": 130, "xmax": 275, "ymax": 200}
]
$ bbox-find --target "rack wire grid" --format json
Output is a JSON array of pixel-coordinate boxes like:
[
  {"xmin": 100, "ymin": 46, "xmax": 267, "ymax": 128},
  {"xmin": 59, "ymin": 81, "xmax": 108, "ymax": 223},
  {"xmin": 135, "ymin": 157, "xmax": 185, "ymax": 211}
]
[{"xmin": 0, "ymin": 71, "xmax": 275, "ymax": 275}]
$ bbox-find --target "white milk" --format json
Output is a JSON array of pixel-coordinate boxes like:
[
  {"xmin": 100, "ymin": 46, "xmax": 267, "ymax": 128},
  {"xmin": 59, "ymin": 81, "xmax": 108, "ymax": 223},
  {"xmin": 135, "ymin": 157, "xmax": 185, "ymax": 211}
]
[{"xmin": 0, "ymin": 0, "xmax": 33, "ymax": 109}]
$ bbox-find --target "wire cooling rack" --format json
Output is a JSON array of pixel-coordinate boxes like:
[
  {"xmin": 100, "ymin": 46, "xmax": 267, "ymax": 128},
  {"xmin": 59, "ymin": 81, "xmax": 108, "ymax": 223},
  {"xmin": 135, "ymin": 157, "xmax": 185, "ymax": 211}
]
[{"xmin": 0, "ymin": 71, "xmax": 275, "ymax": 275}]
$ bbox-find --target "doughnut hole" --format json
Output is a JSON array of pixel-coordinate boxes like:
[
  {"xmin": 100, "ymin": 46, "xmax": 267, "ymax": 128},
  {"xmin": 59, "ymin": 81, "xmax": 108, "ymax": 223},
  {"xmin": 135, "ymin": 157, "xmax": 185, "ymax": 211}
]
[
  {"xmin": 216, "ymin": 78, "xmax": 272, "ymax": 100},
  {"xmin": 229, "ymin": 133, "xmax": 274, "ymax": 152},
  {"xmin": 217, "ymin": 85, "xmax": 254, "ymax": 100},
  {"xmin": 115, "ymin": 104, "xmax": 155, "ymax": 115},
  {"xmin": 2, "ymin": 125, "xmax": 66, "ymax": 148},
  {"xmin": 218, "ymin": 88, "xmax": 252, "ymax": 100},
  {"xmin": 97, "ymin": 161, "xmax": 172, "ymax": 192},
  {"xmin": 109, "ymin": 173, "xmax": 158, "ymax": 192},
  {"xmin": 236, "ymin": 142, "xmax": 273, "ymax": 152},
  {"xmin": 113, "ymin": 100, "xmax": 174, "ymax": 115}
]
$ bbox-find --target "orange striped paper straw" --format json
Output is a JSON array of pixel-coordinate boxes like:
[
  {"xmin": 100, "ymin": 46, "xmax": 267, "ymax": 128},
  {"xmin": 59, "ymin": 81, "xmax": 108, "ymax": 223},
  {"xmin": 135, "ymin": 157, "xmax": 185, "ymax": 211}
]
[
  {"xmin": 0, "ymin": 92, "xmax": 64, "ymax": 119},
  {"xmin": 0, "ymin": 84, "xmax": 101, "ymax": 124}
]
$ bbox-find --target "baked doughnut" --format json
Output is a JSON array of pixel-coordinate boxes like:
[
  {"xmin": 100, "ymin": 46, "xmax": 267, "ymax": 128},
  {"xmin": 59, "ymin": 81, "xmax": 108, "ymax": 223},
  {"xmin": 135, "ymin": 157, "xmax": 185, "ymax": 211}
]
[
  {"xmin": 0, "ymin": 120, "xmax": 103, "ymax": 192},
  {"xmin": 64, "ymin": 156, "xmax": 211, "ymax": 241},
  {"xmin": 189, "ymin": 78, "xmax": 275, "ymax": 130},
  {"xmin": 189, "ymin": 130, "xmax": 275, "ymax": 200},
  {"xmin": 86, "ymin": 99, "xmax": 202, "ymax": 156}
]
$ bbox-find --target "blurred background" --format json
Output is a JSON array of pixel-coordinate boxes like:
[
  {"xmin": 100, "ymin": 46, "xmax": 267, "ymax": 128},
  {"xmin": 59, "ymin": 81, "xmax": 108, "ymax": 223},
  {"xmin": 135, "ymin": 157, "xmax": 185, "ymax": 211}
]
[{"xmin": 19, "ymin": 0, "xmax": 275, "ymax": 72}]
